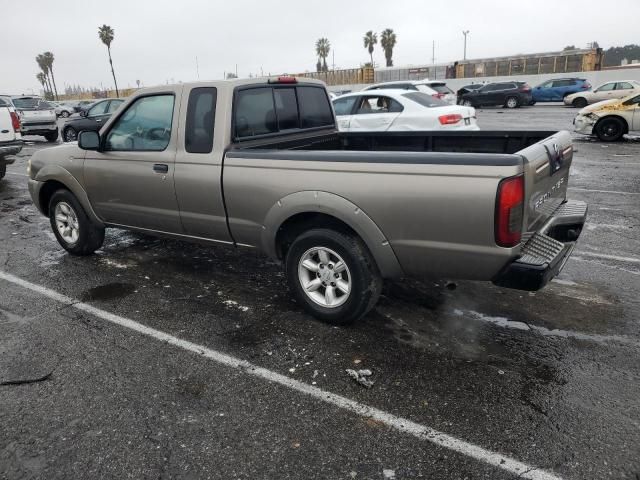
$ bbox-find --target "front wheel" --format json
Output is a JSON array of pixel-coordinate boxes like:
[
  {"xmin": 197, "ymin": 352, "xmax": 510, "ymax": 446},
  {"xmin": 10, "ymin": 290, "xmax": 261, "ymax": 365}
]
[
  {"xmin": 63, "ymin": 127, "xmax": 77, "ymax": 142},
  {"xmin": 595, "ymin": 117, "xmax": 626, "ymax": 142},
  {"xmin": 285, "ymin": 228, "xmax": 382, "ymax": 325},
  {"xmin": 505, "ymin": 96, "xmax": 519, "ymax": 109},
  {"xmin": 572, "ymin": 97, "xmax": 588, "ymax": 108},
  {"xmin": 49, "ymin": 189, "xmax": 105, "ymax": 255}
]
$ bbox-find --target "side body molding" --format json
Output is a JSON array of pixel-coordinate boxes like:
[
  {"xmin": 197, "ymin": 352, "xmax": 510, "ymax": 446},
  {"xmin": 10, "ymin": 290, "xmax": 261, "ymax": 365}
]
[{"xmin": 261, "ymin": 191, "xmax": 404, "ymax": 278}]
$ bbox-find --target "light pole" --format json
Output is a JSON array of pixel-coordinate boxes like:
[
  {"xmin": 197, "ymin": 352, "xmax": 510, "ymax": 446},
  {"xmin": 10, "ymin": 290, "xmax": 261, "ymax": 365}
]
[{"xmin": 462, "ymin": 30, "xmax": 470, "ymax": 60}]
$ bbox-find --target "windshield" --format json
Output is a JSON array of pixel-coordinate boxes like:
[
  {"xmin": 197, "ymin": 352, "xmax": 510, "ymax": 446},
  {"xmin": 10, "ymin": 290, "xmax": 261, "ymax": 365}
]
[
  {"xmin": 425, "ymin": 83, "xmax": 453, "ymax": 94},
  {"xmin": 402, "ymin": 92, "xmax": 447, "ymax": 108},
  {"xmin": 12, "ymin": 98, "xmax": 41, "ymax": 110}
]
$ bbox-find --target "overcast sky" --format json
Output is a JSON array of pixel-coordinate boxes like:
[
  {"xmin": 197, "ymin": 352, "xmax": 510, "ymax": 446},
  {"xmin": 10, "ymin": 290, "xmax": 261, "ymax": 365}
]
[{"xmin": 2, "ymin": 0, "xmax": 639, "ymax": 94}]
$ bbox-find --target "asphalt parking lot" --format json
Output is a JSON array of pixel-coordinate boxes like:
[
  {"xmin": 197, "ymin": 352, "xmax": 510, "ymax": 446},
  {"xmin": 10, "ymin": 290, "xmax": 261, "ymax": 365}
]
[{"xmin": 1, "ymin": 106, "xmax": 639, "ymax": 479}]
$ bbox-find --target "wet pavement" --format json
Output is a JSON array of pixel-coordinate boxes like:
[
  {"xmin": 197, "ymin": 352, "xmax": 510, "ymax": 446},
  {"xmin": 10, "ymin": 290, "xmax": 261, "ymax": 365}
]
[{"xmin": 1, "ymin": 106, "xmax": 639, "ymax": 479}]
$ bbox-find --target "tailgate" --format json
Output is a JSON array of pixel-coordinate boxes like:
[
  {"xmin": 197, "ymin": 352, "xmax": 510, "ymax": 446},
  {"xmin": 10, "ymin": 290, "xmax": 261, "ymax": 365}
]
[
  {"xmin": 0, "ymin": 108, "xmax": 16, "ymax": 142},
  {"xmin": 20, "ymin": 109, "xmax": 55, "ymax": 123},
  {"xmin": 518, "ymin": 130, "xmax": 573, "ymax": 233}
]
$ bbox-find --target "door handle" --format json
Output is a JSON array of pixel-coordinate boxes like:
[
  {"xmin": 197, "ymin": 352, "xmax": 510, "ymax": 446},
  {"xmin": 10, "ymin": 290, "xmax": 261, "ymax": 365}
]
[
  {"xmin": 153, "ymin": 164, "xmax": 169, "ymax": 173},
  {"xmin": 96, "ymin": 118, "xmax": 102, "ymax": 123}
]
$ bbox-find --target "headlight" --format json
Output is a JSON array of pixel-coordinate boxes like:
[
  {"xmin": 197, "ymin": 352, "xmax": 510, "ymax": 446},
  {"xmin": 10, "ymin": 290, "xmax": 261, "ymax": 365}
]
[{"xmin": 585, "ymin": 113, "xmax": 599, "ymax": 121}]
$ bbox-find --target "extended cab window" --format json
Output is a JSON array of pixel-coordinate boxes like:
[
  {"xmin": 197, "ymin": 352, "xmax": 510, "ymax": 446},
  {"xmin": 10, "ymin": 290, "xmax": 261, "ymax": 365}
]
[
  {"xmin": 185, "ymin": 87, "xmax": 217, "ymax": 153},
  {"xmin": 104, "ymin": 94, "xmax": 175, "ymax": 151},
  {"xmin": 234, "ymin": 85, "xmax": 333, "ymax": 139}
]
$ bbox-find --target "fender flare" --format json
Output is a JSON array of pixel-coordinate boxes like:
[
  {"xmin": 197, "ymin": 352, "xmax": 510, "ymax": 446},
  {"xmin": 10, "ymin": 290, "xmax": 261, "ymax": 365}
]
[
  {"xmin": 33, "ymin": 165, "xmax": 104, "ymax": 227},
  {"xmin": 261, "ymin": 191, "xmax": 403, "ymax": 278}
]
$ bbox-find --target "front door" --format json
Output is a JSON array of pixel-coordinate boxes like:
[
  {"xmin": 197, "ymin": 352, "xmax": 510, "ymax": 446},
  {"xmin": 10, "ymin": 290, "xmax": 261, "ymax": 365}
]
[
  {"xmin": 592, "ymin": 82, "xmax": 617, "ymax": 102},
  {"xmin": 84, "ymin": 91, "xmax": 183, "ymax": 233}
]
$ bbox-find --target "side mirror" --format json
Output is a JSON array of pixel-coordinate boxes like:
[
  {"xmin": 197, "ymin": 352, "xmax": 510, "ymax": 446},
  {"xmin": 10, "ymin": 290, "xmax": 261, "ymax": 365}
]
[
  {"xmin": 79, "ymin": 109, "xmax": 88, "ymax": 117},
  {"xmin": 78, "ymin": 130, "xmax": 100, "ymax": 150}
]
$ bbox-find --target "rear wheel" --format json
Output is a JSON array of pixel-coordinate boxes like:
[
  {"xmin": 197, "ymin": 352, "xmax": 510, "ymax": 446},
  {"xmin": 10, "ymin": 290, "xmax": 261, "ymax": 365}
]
[
  {"xmin": 572, "ymin": 97, "xmax": 588, "ymax": 108},
  {"xmin": 49, "ymin": 189, "xmax": 104, "ymax": 255},
  {"xmin": 63, "ymin": 127, "xmax": 77, "ymax": 142},
  {"xmin": 505, "ymin": 96, "xmax": 519, "ymax": 109},
  {"xmin": 285, "ymin": 228, "xmax": 382, "ymax": 325},
  {"xmin": 45, "ymin": 130, "xmax": 59, "ymax": 142},
  {"xmin": 595, "ymin": 117, "xmax": 626, "ymax": 142}
]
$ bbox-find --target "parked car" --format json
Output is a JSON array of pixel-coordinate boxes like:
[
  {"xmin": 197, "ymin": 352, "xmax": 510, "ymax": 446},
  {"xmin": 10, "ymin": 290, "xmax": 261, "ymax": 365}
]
[
  {"xmin": 460, "ymin": 82, "xmax": 532, "ymax": 109},
  {"xmin": 75, "ymin": 100, "xmax": 95, "ymax": 113},
  {"xmin": 456, "ymin": 83, "xmax": 484, "ymax": 104},
  {"xmin": 62, "ymin": 98, "xmax": 124, "ymax": 142},
  {"xmin": 0, "ymin": 97, "xmax": 23, "ymax": 180},
  {"xmin": 564, "ymin": 80, "xmax": 640, "ymax": 108},
  {"xmin": 532, "ymin": 78, "xmax": 591, "ymax": 103},
  {"xmin": 27, "ymin": 77, "xmax": 585, "ymax": 324},
  {"xmin": 51, "ymin": 101, "xmax": 75, "ymax": 118},
  {"xmin": 573, "ymin": 92, "xmax": 640, "ymax": 141},
  {"xmin": 0, "ymin": 95, "xmax": 58, "ymax": 142},
  {"xmin": 332, "ymin": 89, "xmax": 478, "ymax": 132},
  {"xmin": 362, "ymin": 80, "xmax": 457, "ymax": 105}
]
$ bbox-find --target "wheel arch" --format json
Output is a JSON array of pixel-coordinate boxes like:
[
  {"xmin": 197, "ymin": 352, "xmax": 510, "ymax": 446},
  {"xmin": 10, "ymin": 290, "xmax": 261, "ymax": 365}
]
[
  {"xmin": 33, "ymin": 166, "xmax": 104, "ymax": 226},
  {"xmin": 263, "ymin": 191, "xmax": 403, "ymax": 278}
]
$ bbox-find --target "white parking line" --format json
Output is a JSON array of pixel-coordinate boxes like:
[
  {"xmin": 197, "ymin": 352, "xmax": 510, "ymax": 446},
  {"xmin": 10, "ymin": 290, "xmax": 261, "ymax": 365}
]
[
  {"xmin": 568, "ymin": 187, "xmax": 640, "ymax": 196},
  {"xmin": 0, "ymin": 270, "xmax": 563, "ymax": 480},
  {"xmin": 577, "ymin": 251, "xmax": 640, "ymax": 264}
]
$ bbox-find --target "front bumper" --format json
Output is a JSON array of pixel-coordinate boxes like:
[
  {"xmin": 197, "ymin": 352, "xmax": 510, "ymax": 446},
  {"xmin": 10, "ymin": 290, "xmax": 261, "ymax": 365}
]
[
  {"xmin": 493, "ymin": 200, "xmax": 588, "ymax": 291},
  {"xmin": 573, "ymin": 115, "xmax": 596, "ymax": 135},
  {"xmin": 0, "ymin": 139, "xmax": 23, "ymax": 160}
]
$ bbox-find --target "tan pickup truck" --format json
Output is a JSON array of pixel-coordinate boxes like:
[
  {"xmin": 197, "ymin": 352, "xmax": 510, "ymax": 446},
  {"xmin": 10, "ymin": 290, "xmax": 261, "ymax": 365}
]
[{"xmin": 27, "ymin": 77, "xmax": 587, "ymax": 324}]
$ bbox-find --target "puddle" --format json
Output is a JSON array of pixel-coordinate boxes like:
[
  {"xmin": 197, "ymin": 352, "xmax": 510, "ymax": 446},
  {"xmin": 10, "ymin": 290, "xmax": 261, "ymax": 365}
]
[
  {"xmin": 80, "ymin": 283, "xmax": 137, "ymax": 302},
  {"xmin": 452, "ymin": 309, "xmax": 640, "ymax": 348}
]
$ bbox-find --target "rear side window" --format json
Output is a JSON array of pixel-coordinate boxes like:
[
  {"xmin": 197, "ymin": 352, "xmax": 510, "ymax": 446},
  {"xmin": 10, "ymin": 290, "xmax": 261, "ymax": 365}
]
[
  {"xmin": 297, "ymin": 86, "xmax": 334, "ymax": 128},
  {"xmin": 402, "ymin": 92, "xmax": 446, "ymax": 108},
  {"xmin": 616, "ymin": 82, "xmax": 634, "ymax": 90},
  {"xmin": 235, "ymin": 88, "xmax": 278, "ymax": 138},
  {"xmin": 333, "ymin": 96, "xmax": 357, "ymax": 116},
  {"xmin": 185, "ymin": 87, "xmax": 217, "ymax": 154}
]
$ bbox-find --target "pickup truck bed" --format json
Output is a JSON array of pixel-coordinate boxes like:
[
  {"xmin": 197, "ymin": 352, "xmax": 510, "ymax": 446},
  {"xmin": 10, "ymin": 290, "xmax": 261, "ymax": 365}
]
[{"xmin": 27, "ymin": 78, "xmax": 586, "ymax": 324}]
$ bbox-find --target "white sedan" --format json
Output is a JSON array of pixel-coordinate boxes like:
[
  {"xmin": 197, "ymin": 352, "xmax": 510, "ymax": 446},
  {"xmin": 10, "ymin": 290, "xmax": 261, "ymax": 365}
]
[
  {"xmin": 564, "ymin": 80, "xmax": 640, "ymax": 108},
  {"xmin": 574, "ymin": 92, "xmax": 640, "ymax": 141},
  {"xmin": 332, "ymin": 89, "xmax": 478, "ymax": 132}
]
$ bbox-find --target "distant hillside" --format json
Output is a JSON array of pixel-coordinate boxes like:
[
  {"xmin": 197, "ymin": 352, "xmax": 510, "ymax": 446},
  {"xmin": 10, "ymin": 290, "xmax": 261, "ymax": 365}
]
[{"xmin": 603, "ymin": 45, "xmax": 640, "ymax": 66}]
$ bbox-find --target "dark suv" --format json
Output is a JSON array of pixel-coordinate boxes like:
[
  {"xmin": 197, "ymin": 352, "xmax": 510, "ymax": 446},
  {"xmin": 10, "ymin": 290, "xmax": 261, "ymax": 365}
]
[{"xmin": 460, "ymin": 82, "xmax": 532, "ymax": 109}]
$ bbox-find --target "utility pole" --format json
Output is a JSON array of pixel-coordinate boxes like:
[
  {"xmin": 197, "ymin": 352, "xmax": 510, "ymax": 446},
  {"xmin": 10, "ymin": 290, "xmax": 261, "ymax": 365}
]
[
  {"xmin": 462, "ymin": 30, "xmax": 470, "ymax": 60},
  {"xmin": 196, "ymin": 56, "xmax": 200, "ymax": 80},
  {"xmin": 432, "ymin": 40, "xmax": 435, "ymax": 65}
]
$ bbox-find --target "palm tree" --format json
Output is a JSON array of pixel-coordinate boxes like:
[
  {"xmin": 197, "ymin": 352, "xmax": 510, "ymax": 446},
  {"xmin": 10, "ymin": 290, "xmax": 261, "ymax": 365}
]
[
  {"xmin": 35, "ymin": 54, "xmax": 54, "ymax": 99},
  {"xmin": 43, "ymin": 51, "xmax": 59, "ymax": 100},
  {"xmin": 380, "ymin": 29, "xmax": 397, "ymax": 67},
  {"xmin": 315, "ymin": 38, "xmax": 330, "ymax": 73},
  {"xmin": 36, "ymin": 72, "xmax": 49, "ymax": 97},
  {"xmin": 98, "ymin": 24, "xmax": 119, "ymax": 96},
  {"xmin": 363, "ymin": 31, "xmax": 377, "ymax": 66}
]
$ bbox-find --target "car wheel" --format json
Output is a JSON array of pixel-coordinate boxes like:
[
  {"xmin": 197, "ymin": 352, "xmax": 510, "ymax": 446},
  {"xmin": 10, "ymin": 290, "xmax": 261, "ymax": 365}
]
[
  {"xmin": 505, "ymin": 97, "xmax": 519, "ymax": 109},
  {"xmin": 572, "ymin": 98, "xmax": 588, "ymax": 108},
  {"xmin": 63, "ymin": 127, "xmax": 78, "ymax": 142},
  {"xmin": 285, "ymin": 228, "xmax": 382, "ymax": 325},
  {"xmin": 44, "ymin": 130, "xmax": 59, "ymax": 142},
  {"xmin": 462, "ymin": 100, "xmax": 474, "ymax": 107},
  {"xmin": 49, "ymin": 189, "xmax": 105, "ymax": 255},
  {"xmin": 595, "ymin": 117, "xmax": 626, "ymax": 142},
  {"xmin": 61, "ymin": 111, "xmax": 70, "ymax": 118}
]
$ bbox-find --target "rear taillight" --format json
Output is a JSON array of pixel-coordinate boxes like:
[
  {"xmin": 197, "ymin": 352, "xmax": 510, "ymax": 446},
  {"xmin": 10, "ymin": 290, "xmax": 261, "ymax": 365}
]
[
  {"xmin": 438, "ymin": 114, "xmax": 462, "ymax": 125},
  {"xmin": 519, "ymin": 85, "xmax": 531, "ymax": 92},
  {"xmin": 432, "ymin": 93, "xmax": 445, "ymax": 99},
  {"xmin": 495, "ymin": 175, "xmax": 524, "ymax": 247},
  {"xmin": 268, "ymin": 76, "xmax": 297, "ymax": 84},
  {"xmin": 9, "ymin": 111, "xmax": 20, "ymax": 132}
]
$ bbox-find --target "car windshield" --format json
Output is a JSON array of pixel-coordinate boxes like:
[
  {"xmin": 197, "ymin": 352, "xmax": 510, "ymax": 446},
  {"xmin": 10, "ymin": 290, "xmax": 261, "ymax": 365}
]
[
  {"xmin": 402, "ymin": 92, "xmax": 447, "ymax": 108},
  {"xmin": 12, "ymin": 98, "xmax": 41, "ymax": 110}
]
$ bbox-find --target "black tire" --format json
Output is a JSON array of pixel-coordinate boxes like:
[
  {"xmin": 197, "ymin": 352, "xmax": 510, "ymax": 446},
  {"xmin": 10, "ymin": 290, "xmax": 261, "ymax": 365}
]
[
  {"xmin": 572, "ymin": 97, "xmax": 588, "ymax": 108},
  {"xmin": 45, "ymin": 130, "xmax": 58, "ymax": 142},
  {"xmin": 595, "ymin": 117, "xmax": 626, "ymax": 142},
  {"xmin": 0, "ymin": 164, "xmax": 6, "ymax": 179},
  {"xmin": 63, "ymin": 127, "xmax": 77, "ymax": 142},
  {"xmin": 48, "ymin": 189, "xmax": 104, "ymax": 255},
  {"xmin": 285, "ymin": 228, "xmax": 382, "ymax": 325},
  {"xmin": 505, "ymin": 96, "xmax": 519, "ymax": 109}
]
